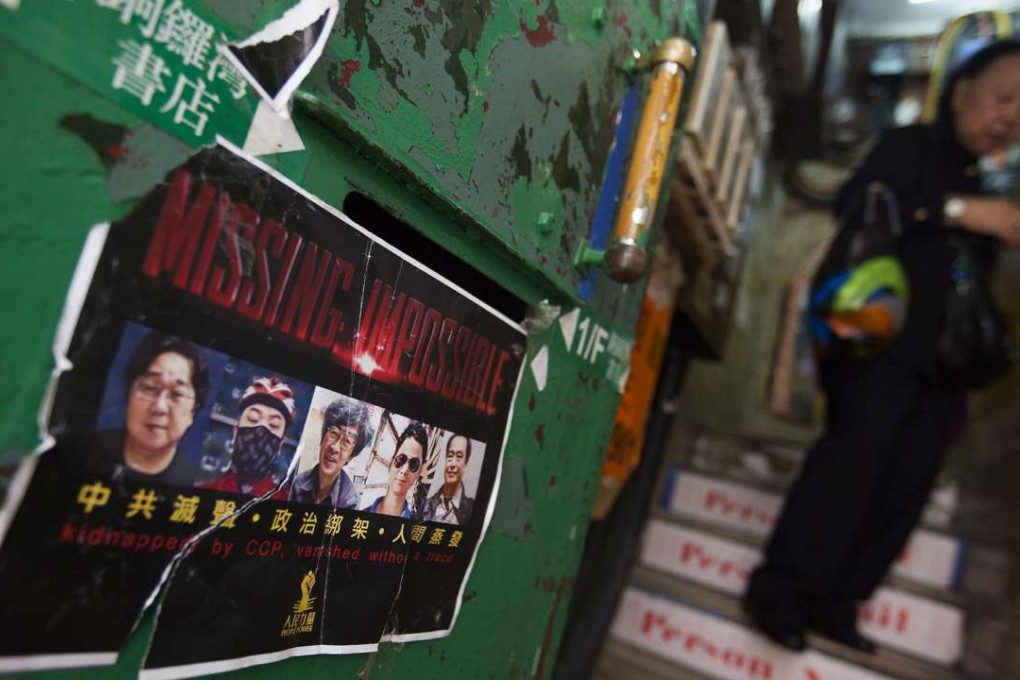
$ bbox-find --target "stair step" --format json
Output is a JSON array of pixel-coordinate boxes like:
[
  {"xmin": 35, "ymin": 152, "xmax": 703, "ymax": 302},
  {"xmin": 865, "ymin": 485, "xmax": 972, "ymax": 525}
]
[
  {"xmin": 639, "ymin": 518, "xmax": 965, "ymax": 666},
  {"xmin": 686, "ymin": 428, "xmax": 805, "ymax": 493},
  {"xmin": 660, "ymin": 469, "xmax": 964, "ymax": 591},
  {"xmin": 611, "ymin": 584, "xmax": 943, "ymax": 680},
  {"xmin": 619, "ymin": 574, "xmax": 959, "ymax": 680},
  {"xmin": 682, "ymin": 429, "xmax": 959, "ymax": 532},
  {"xmin": 648, "ymin": 509, "xmax": 968, "ymax": 608},
  {"xmin": 597, "ymin": 639, "xmax": 713, "ymax": 680}
]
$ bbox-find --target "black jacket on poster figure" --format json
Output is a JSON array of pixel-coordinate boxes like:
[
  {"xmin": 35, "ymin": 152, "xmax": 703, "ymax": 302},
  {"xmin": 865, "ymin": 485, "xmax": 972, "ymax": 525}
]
[{"xmin": 832, "ymin": 119, "xmax": 1000, "ymax": 378}]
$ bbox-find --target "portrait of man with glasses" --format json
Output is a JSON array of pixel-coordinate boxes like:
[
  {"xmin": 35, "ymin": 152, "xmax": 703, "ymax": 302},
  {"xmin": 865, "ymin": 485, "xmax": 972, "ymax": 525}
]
[
  {"xmin": 366, "ymin": 421, "xmax": 428, "ymax": 519},
  {"xmin": 287, "ymin": 396, "xmax": 372, "ymax": 508},
  {"xmin": 89, "ymin": 328, "xmax": 210, "ymax": 486}
]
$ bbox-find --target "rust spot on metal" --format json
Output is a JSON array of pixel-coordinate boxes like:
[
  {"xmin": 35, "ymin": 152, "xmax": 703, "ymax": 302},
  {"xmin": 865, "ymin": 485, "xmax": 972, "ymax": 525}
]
[
  {"xmin": 528, "ymin": 394, "xmax": 536, "ymax": 411},
  {"xmin": 520, "ymin": 15, "xmax": 555, "ymax": 47},
  {"xmin": 338, "ymin": 59, "xmax": 362, "ymax": 89},
  {"xmin": 534, "ymin": 424, "xmax": 545, "ymax": 448},
  {"xmin": 534, "ymin": 578, "xmax": 574, "ymax": 677},
  {"xmin": 613, "ymin": 11, "xmax": 632, "ymax": 38}
]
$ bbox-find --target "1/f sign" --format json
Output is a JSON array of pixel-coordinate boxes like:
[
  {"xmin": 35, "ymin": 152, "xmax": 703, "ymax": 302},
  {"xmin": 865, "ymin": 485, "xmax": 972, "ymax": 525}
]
[
  {"xmin": 574, "ymin": 316, "xmax": 609, "ymax": 364},
  {"xmin": 558, "ymin": 309, "xmax": 631, "ymax": 392}
]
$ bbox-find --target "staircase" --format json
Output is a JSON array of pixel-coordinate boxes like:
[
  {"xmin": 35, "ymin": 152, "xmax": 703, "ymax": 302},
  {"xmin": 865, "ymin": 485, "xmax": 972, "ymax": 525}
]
[{"xmin": 596, "ymin": 428, "xmax": 972, "ymax": 680}]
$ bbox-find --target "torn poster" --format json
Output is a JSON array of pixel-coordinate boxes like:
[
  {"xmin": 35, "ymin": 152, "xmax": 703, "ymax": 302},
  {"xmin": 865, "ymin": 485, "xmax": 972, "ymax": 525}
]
[
  {"xmin": 224, "ymin": 0, "xmax": 339, "ymax": 112},
  {"xmin": 0, "ymin": 141, "xmax": 525, "ymax": 677}
]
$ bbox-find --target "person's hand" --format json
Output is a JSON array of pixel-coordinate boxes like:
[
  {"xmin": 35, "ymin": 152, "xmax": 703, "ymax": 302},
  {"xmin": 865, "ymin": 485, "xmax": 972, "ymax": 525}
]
[{"xmin": 947, "ymin": 196, "xmax": 1020, "ymax": 246}]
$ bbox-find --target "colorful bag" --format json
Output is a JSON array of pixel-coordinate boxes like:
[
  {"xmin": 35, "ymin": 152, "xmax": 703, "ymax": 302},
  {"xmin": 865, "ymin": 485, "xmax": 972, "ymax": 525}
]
[{"xmin": 810, "ymin": 182, "xmax": 909, "ymax": 361}]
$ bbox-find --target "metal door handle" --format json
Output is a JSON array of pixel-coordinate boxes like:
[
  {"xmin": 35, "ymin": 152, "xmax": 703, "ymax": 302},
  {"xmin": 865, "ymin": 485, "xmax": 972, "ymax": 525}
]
[{"xmin": 606, "ymin": 37, "xmax": 695, "ymax": 283}]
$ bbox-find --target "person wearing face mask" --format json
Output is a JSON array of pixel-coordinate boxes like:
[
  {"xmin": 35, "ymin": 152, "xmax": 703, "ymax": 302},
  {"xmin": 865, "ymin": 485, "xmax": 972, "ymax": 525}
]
[
  {"xmin": 287, "ymin": 397, "xmax": 371, "ymax": 508},
  {"xmin": 366, "ymin": 421, "xmax": 427, "ymax": 519},
  {"xmin": 422, "ymin": 433, "xmax": 475, "ymax": 525},
  {"xmin": 744, "ymin": 40, "xmax": 1020, "ymax": 655},
  {"xmin": 90, "ymin": 330, "xmax": 210, "ymax": 486},
  {"xmin": 201, "ymin": 376, "xmax": 297, "ymax": 496}
]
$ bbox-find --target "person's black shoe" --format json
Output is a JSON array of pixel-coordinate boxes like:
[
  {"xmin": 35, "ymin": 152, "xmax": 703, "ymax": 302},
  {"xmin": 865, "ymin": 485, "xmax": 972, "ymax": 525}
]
[
  {"xmin": 804, "ymin": 598, "xmax": 877, "ymax": 654},
  {"xmin": 742, "ymin": 593, "xmax": 807, "ymax": 652},
  {"xmin": 811, "ymin": 624, "xmax": 877, "ymax": 654},
  {"xmin": 754, "ymin": 616, "xmax": 808, "ymax": 652}
]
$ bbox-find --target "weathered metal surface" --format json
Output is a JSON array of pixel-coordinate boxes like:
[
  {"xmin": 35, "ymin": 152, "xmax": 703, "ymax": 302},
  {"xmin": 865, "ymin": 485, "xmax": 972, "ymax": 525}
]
[{"xmin": 294, "ymin": 0, "xmax": 696, "ymax": 326}]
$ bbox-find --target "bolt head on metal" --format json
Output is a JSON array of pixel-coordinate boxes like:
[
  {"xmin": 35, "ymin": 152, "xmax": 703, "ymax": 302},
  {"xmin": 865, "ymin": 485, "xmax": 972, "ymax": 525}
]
[
  {"xmin": 605, "ymin": 241, "xmax": 649, "ymax": 283},
  {"xmin": 653, "ymin": 37, "xmax": 696, "ymax": 71}
]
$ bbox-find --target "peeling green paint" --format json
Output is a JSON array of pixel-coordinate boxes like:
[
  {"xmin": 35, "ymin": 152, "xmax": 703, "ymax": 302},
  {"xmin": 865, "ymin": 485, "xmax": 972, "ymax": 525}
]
[
  {"xmin": 105, "ymin": 125, "xmax": 193, "ymax": 203},
  {"xmin": 298, "ymin": 0, "xmax": 694, "ymax": 329},
  {"xmin": 510, "ymin": 166, "xmax": 566, "ymax": 253},
  {"xmin": 489, "ymin": 454, "xmax": 535, "ymax": 540}
]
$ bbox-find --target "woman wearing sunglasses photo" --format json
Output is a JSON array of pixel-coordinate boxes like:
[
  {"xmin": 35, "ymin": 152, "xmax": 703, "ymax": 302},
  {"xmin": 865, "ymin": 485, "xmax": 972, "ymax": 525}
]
[{"xmin": 367, "ymin": 421, "xmax": 428, "ymax": 518}]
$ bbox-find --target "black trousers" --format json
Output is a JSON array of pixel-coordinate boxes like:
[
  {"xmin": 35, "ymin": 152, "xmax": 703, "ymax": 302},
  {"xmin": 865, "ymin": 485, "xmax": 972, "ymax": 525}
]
[{"xmin": 752, "ymin": 358, "xmax": 960, "ymax": 610}]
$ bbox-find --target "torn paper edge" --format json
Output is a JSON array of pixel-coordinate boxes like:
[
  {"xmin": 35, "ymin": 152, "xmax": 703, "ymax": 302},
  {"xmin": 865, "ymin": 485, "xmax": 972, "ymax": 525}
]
[
  {"xmin": 0, "ymin": 224, "xmax": 115, "ymax": 670},
  {"xmin": 242, "ymin": 100, "xmax": 306, "ymax": 156},
  {"xmin": 1, "ymin": 0, "xmax": 22, "ymax": 11},
  {"xmin": 133, "ymin": 453, "xmax": 308, "ymax": 676},
  {"xmin": 0, "ymin": 207, "xmax": 302, "ymax": 671},
  {"xmin": 0, "ymin": 223, "xmax": 110, "ymax": 550},
  {"xmin": 529, "ymin": 345, "xmax": 549, "ymax": 392},
  {"xmin": 140, "ymin": 643, "xmax": 378, "ymax": 680},
  {"xmin": 140, "ymin": 450, "xmax": 306, "ymax": 616},
  {"xmin": 0, "ymin": 652, "xmax": 118, "ymax": 673},
  {"xmin": 0, "ymin": 215, "xmax": 299, "ymax": 662},
  {"xmin": 222, "ymin": 0, "xmax": 339, "ymax": 113}
]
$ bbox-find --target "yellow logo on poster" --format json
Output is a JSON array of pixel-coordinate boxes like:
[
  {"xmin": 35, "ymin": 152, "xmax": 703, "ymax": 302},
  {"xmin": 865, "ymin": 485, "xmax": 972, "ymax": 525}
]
[{"xmin": 281, "ymin": 570, "xmax": 317, "ymax": 637}]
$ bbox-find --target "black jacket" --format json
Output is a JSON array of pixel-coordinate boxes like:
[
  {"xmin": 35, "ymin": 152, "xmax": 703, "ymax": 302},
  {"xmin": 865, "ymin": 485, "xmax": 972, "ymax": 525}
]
[{"xmin": 833, "ymin": 120, "xmax": 999, "ymax": 375}]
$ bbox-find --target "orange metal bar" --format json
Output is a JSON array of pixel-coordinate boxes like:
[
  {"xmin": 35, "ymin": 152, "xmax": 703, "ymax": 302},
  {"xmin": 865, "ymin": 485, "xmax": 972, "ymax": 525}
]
[{"xmin": 606, "ymin": 37, "xmax": 696, "ymax": 283}]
